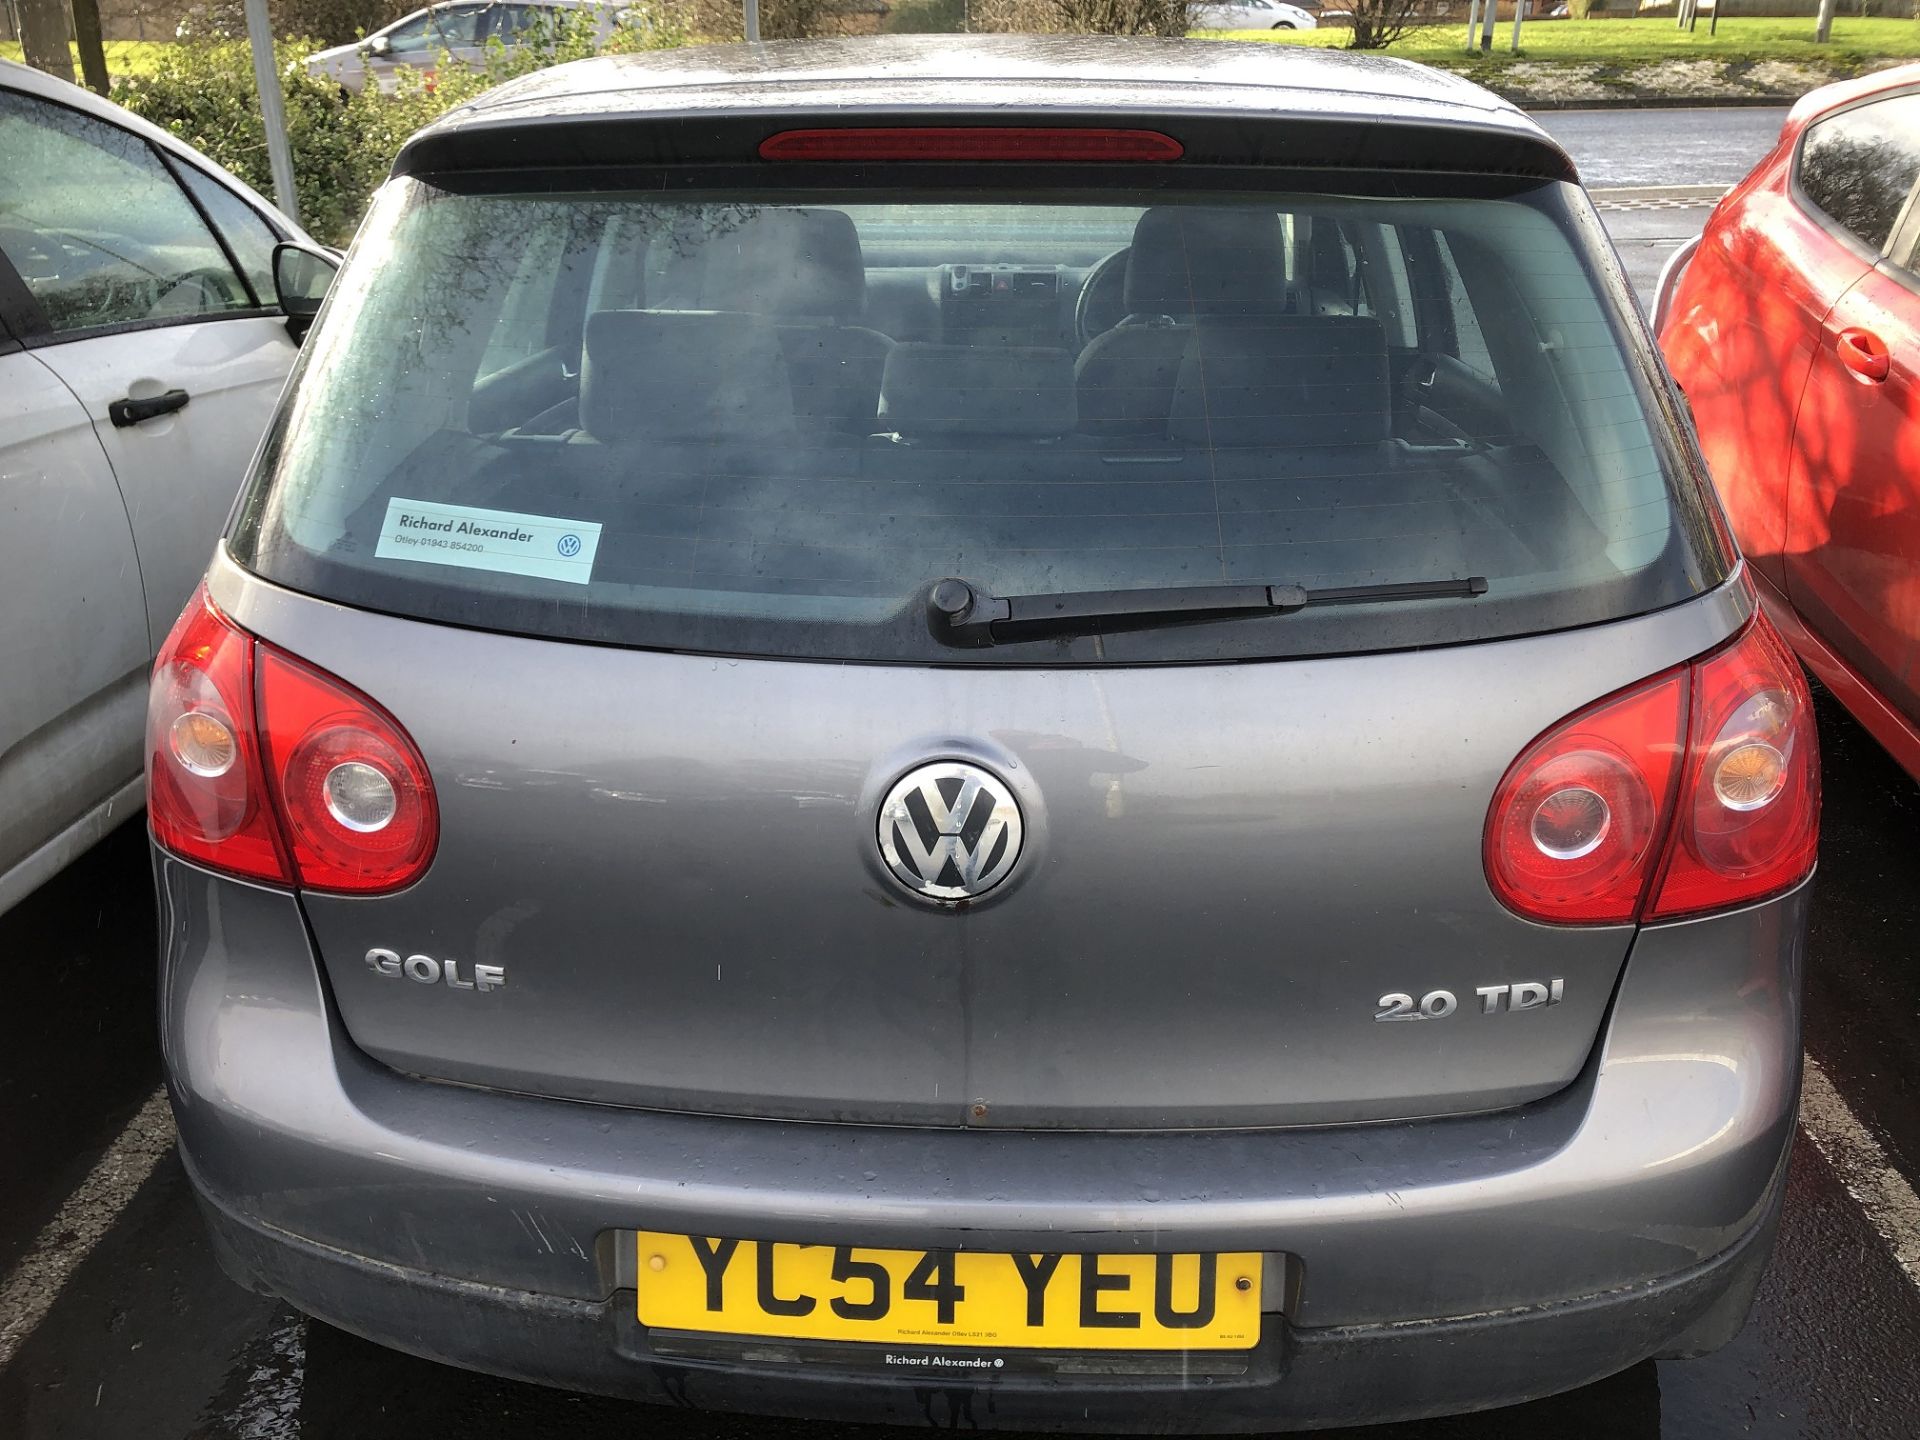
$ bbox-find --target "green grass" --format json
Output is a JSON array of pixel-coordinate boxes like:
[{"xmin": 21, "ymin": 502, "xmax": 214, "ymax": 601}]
[
  {"xmin": 1194, "ymin": 16, "xmax": 1920, "ymax": 64},
  {"xmin": 0, "ymin": 40, "xmax": 173, "ymax": 78}
]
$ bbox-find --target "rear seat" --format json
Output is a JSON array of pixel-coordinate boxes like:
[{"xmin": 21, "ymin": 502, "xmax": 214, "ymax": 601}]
[
  {"xmin": 875, "ymin": 343, "xmax": 1082, "ymax": 447},
  {"xmin": 444, "ymin": 315, "xmax": 1541, "ymax": 600},
  {"xmin": 856, "ymin": 342, "xmax": 1282, "ymax": 594},
  {"xmin": 848, "ymin": 329, "xmax": 1506, "ymax": 595},
  {"xmin": 650, "ymin": 208, "xmax": 892, "ymax": 435},
  {"xmin": 1167, "ymin": 315, "xmax": 1393, "ymax": 456},
  {"xmin": 579, "ymin": 308, "xmax": 797, "ymax": 449},
  {"xmin": 462, "ymin": 309, "xmax": 864, "ymax": 591},
  {"xmin": 1159, "ymin": 316, "xmax": 1538, "ymax": 584}
]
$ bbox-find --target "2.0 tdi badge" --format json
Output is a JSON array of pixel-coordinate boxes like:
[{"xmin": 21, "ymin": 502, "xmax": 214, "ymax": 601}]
[{"xmin": 878, "ymin": 761, "xmax": 1023, "ymax": 902}]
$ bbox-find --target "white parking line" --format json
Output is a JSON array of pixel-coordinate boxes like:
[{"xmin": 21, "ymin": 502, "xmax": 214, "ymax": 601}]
[
  {"xmin": 1800, "ymin": 1056, "xmax": 1920, "ymax": 1289},
  {"xmin": 0, "ymin": 1086, "xmax": 175, "ymax": 1369}
]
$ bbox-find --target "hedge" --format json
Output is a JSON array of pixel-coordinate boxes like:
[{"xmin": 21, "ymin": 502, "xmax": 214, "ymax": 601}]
[{"xmin": 115, "ymin": 15, "xmax": 683, "ymax": 245}]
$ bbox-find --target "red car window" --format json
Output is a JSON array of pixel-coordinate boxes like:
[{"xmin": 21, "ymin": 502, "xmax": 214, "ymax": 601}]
[{"xmin": 1796, "ymin": 92, "xmax": 1920, "ymax": 253}]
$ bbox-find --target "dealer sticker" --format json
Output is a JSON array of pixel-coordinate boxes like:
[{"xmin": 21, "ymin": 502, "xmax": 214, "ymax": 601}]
[{"xmin": 374, "ymin": 497, "xmax": 601, "ymax": 585}]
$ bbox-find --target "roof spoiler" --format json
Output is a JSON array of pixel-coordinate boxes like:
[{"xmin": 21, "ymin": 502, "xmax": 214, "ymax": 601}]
[{"xmin": 393, "ymin": 107, "xmax": 1578, "ymax": 186}]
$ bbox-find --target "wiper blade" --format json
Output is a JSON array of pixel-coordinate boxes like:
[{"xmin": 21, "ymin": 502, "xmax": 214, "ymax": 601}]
[{"xmin": 927, "ymin": 575, "xmax": 1488, "ymax": 648}]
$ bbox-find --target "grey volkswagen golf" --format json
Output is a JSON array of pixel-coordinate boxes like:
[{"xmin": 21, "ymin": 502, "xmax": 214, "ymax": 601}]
[{"xmin": 148, "ymin": 35, "xmax": 1819, "ymax": 1430}]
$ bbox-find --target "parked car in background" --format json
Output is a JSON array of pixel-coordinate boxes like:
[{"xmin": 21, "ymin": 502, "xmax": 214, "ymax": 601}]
[
  {"xmin": 154, "ymin": 35, "xmax": 1818, "ymax": 1430},
  {"xmin": 304, "ymin": 0, "xmax": 627, "ymax": 93},
  {"xmin": 1191, "ymin": 0, "xmax": 1318, "ymax": 28},
  {"xmin": 0, "ymin": 58, "xmax": 328, "ymax": 918},
  {"xmin": 1659, "ymin": 64, "xmax": 1920, "ymax": 783}
]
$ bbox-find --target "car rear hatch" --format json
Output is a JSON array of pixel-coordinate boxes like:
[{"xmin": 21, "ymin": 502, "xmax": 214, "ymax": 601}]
[{"xmin": 213, "ymin": 66, "xmax": 1737, "ymax": 1129}]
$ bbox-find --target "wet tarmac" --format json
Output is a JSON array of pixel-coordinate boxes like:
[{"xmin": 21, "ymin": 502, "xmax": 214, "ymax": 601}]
[{"xmin": 1535, "ymin": 108, "xmax": 1790, "ymax": 191}]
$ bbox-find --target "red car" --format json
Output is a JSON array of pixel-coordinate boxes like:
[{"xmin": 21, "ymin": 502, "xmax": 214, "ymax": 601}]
[{"xmin": 1658, "ymin": 66, "xmax": 1920, "ymax": 781}]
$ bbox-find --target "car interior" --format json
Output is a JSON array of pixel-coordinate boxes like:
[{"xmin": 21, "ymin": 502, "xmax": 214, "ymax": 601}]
[{"xmin": 302, "ymin": 195, "xmax": 1673, "ymax": 617}]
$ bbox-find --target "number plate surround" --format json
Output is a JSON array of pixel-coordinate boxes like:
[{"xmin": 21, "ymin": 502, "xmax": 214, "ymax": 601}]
[{"xmin": 634, "ymin": 1234, "xmax": 1263, "ymax": 1351}]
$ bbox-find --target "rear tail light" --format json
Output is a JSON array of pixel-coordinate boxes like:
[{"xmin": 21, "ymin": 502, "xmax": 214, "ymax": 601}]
[
  {"xmin": 1486, "ymin": 614, "xmax": 1818, "ymax": 926},
  {"xmin": 757, "ymin": 127, "xmax": 1185, "ymax": 163},
  {"xmin": 255, "ymin": 646, "xmax": 438, "ymax": 893},
  {"xmin": 1486, "ymin": 670, "xmax": 1688, "ymax": 925},
  {"xmin": 147, "ymin": 592, "xmax": 290, "ymax": 885},
  {"xmin": 1647, "ymin": 619, "xmax": 1819, "ymax": 918},
  {"xmin": 147, "ymin": 585, "xmax": 437, "ymax": 894}
]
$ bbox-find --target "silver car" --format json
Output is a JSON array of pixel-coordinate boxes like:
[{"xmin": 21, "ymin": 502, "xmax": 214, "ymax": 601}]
[
  {"xmin": 302, "ymin": 0, "xmax": 626, "ymax": 94},
  {"xmin": 1189, "ymin": 0, "xmax": 1318, "ymax": 30},
  {"xmin": 0, "ymin": 59, "xmax": 310, "ymax": 918},
  {"xmin": 152, "ymin": 36, "xmax": 1818, "ymax": 1430}
]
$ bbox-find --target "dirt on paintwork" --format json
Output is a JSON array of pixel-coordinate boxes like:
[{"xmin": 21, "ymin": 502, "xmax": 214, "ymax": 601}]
[{"xmin": 1437, "ymin": 52, "xmax": 1897, "ymax": 107}]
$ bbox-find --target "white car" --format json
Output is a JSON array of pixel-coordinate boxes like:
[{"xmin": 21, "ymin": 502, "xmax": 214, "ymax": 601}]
[
  {"xmin": 0, "ymin": 59, "xmax": 331, "ymax": 916},
  {"xmin": 1191, "ymin": 0, "xmax": 1318, "ymax": 28},
  {"xmin": 303, "ymin": 0, "xmax": 627, "ymax": 94}
]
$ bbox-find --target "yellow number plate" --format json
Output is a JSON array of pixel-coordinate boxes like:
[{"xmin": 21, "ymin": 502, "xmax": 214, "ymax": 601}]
[{"xmin": 635, "ymin": 1234, "xmax": 1261, "ymax": 1351}]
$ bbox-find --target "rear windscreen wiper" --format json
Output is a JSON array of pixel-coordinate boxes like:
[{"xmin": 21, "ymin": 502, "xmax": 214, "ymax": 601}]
[{"xmin": 926, "ymin": 575, "xmax": 1488, "ymax": 648}]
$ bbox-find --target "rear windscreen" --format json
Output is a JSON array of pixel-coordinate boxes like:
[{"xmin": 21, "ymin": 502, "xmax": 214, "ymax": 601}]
[{"xmin": 231, "ymin": 179, "xmax": 1727, "ymax": 664}]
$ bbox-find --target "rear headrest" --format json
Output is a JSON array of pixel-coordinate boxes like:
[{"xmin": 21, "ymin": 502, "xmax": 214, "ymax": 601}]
[
  {"xmin": 581, "ymin": 309, "xmax": 794, "ymax": 443},
  {"xmin": 878, "ymin": 345, "xmax": 1077, "ymax": 439},
  {"xmin": 1124, "ymin": 207, "xmax": 1289, "ymax": 318},
  {"xmin": 1169, "ymin": 317, "xmax": 1391, "ymax": 449},
  {"xmin": 649, "ymin": 208, "xmax": 867, "ymax": 323}
]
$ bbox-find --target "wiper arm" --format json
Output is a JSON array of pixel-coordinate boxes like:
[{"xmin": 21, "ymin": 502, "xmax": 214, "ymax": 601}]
[{"xmin": 927, "ymin": 575, "xmax": 1488, "ymax": 648}]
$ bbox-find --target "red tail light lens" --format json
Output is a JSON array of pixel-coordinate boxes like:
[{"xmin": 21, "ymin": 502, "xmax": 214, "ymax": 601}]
[
  {"xmin": 757, "ymin": 127, "xmax": 1185, "ymax": 163},
  {"xmin": 1486, "ymin": 670, "xmax": 1688, "ymax": 924},
  {"xmin": 147, "ymin": 589, "xmax": 290, "ymax": 885},
  {"xmin": 147, "ymin": 585, "xmax": 437, "ymax": 894},
  {"xmin": 255, "ymin": 646, "xmax": 438, "ymax": 894},
  {"xmin": 1648, "ymin": 619, "xmax": 1819, "ymax": 919},
  {"xmin": 1486, "ymin": 614, "xmax": 1818, "ymax": 926}
]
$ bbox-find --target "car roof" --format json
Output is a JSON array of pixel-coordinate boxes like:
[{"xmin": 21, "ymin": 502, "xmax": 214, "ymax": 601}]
[
  {"xmin": 399, "ymin": 35, "xmax": 1573, "ymax": 181},
  {"xmin": 0, "ymin": 57, "xmax": 308, "ymax": 240},
  {"xmin": 1786, "ymin": 58, "xmax": 1920, "ymax": 126}
]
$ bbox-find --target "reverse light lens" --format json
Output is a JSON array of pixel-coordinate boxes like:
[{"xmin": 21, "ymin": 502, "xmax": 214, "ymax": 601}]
[
  {"xmin": 757, "ymin": 127, "xmax": 1185, "ymax": 163},
  {"xmin": 168, "ymin": 710, "xmax": 237, "ymax": 778},
  {"xmin": 1531, "ymin": 784, "xmax": 1611, "ymax": 861},
  {"xmin": 323, "ymin": 760, "xmax": 399, "ymax": 833},
  {"xmin": 256, "ymin": 646, "xmax": 438, "ymax": 894}
]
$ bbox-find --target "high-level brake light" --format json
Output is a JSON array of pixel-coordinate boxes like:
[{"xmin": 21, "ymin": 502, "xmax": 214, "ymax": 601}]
[{"xmin": 758, "ymin": 127, "xmax": 1185, "ymax": 163}]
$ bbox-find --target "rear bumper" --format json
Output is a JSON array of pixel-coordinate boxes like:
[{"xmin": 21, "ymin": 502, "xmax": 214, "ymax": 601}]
[
  {"xmin": 195, "ymin": 1160, "xmax": 1783, "ymax": 1431},
  {"xmin": 160, "ymin": 856, "xmax": 1807, "ymax": 1428}
]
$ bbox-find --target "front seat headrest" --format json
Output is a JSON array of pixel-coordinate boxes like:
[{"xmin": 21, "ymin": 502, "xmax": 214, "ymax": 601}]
[
  {"xmin": 1123, "ymin": 207, "xmax": 1290, "ymax": 319},
  {"xmin": 650, "ymin": 208, "xmax": 868, "ymax": 324}
]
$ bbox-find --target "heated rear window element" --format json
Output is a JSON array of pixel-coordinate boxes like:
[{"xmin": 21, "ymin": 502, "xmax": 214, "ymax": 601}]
[{"xmin": 231, "ymin": 181, "xmax": 1725, "ymax": 665}]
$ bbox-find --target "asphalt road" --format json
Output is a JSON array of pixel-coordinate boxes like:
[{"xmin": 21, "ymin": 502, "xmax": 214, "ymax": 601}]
[
  {"xmin": 1536, "ymin": 107, "xmax": 1790, "ymax": 190},
  {"xmin": 4, "ymin": 106, "xmax": 1918, "ymax": 1440},
  {"xmin": 1542, "ymin": 106, "xmax": 1791, "ymax": 313}
]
